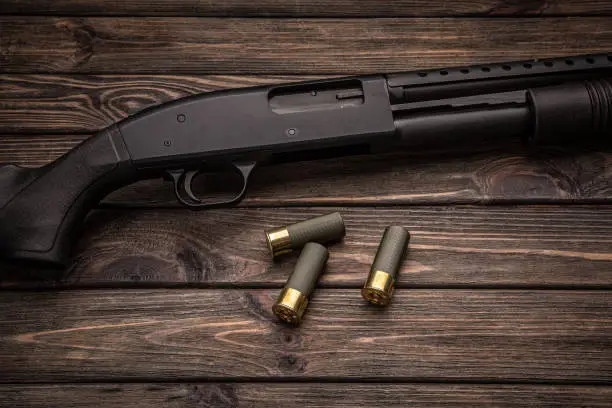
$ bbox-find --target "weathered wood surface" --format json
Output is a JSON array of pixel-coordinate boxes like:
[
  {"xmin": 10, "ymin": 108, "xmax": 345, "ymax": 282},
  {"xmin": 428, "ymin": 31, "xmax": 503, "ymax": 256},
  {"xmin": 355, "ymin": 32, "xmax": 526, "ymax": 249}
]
[
  {"xmin": 2, "ymin": 134, "xmax": 611, "ymax": 206},
  {"xmin": 0, "ymin": 135, "xmax": 87, "ymax": 167},
  {"xmin": 2, "ymin": 207, "xmax": 612, "ymax": 289},
  {"xmin": 2, "ymin": 17, "xmax": 612, "ymax": 74},
  {"xmin": 3, "ymin": 0, "xmax": 612, "ymax": 17},
  {"xmin": 0, "ymin": 289, "xmax": 609, "ymax": 382},
  {"xmin": 1, "ymin": 383, "xmax": 611, "ymax": 407},
  {"xmin": 1, "ymin": 0, "xmax": 611, "ymax": 402}
]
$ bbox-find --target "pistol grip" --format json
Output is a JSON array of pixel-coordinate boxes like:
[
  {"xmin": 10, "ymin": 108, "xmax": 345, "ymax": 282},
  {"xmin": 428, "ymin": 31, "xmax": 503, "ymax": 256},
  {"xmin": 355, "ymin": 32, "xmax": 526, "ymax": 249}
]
[{"xmin": 0, "ymin": 126, "xmax": 134, "ymax": 266}]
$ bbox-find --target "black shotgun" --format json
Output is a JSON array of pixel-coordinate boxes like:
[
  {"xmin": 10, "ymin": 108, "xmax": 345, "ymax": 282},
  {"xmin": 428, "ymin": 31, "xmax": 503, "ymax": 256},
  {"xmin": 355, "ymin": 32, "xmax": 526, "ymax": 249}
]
[{"xmin": 2, "ymin": 54, "xmax": 612, "ymax": 265}]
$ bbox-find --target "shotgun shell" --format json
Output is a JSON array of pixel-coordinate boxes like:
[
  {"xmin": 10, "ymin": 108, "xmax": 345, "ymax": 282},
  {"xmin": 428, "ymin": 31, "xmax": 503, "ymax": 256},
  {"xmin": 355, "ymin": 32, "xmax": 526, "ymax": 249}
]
[
  {"xmin": 273, "ymin": 242, "xmax": 328, "ymax": 324},
  {"xmin": 265, "ymin": 212, "xmax": 345, "ymax": 258},
  {"xmin": 362, "ymin": 226, "xmax": 410, "ymax": 306}
]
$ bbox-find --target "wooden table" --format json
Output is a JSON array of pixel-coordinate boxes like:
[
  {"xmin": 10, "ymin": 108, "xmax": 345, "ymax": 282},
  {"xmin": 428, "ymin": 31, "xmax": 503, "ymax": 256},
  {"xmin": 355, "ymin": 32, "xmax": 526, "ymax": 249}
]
[{"xmin": 1, "ymin": 1, "xmax": 611, "ymax": 406}]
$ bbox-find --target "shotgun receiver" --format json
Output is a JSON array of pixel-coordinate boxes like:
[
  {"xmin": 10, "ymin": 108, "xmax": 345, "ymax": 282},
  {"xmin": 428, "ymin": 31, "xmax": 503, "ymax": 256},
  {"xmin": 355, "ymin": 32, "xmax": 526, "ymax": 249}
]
[{"xmin": 2, "ymin": 54, "xmax": 612, "ymax": 265}]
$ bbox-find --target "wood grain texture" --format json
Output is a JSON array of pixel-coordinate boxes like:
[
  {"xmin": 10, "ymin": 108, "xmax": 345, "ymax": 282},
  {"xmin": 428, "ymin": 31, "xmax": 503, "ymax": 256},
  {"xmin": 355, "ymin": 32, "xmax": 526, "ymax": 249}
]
[
  {"xmin": 1, "ymin": 17, "xmax": 612, "ymax": 74},
  {"xmin": 0, "ymin": 135, "xmax": 87, "ymax": 167},
  {"xmin": 2, "ymin": 0, "xmax": 612, "ymax": 17},
  {"xmin": 2, "ymin": 207, "xmax": 612, "ymax": 288},
  {"xmin": 1, "ymin": 383, "xmax": 611, "ymax": 407},
  {"xmin": 0, "ymin": 74, "xmax": 316, "ymax": 133},
  {"xmin": 0, "ymin": 289, "xmax": 610, "ymax": 382}
]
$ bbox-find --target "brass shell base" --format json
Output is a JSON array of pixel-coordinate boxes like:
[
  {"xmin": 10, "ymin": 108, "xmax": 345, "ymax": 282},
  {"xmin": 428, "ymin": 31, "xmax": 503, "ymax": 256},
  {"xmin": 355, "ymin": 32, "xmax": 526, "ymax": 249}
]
[
  {"xmin": 361, "ymin": 270, "xmax": 395, "ymax": 306},
  {"xmin": 265, "ymin": 227, "xmax": 292, "ymax": 258},
  {"xmin": 272, "ymin": 287, "xmax": 309, "ymax": 324}
]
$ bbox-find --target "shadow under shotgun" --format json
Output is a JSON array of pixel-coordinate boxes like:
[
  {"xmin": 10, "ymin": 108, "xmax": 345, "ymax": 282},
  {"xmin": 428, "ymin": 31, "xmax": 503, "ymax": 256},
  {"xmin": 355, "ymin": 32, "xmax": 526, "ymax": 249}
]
[{"xmin": 2, "ymin": 54, "xmax": 612, "ymax": 265}]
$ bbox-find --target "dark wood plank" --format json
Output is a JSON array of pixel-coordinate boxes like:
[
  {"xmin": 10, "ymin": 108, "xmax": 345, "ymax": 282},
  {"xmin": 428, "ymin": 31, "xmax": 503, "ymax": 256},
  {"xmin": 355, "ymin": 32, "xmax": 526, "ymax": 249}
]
[
  {"xmin": 1, "ymin": 0, "xmax": 611, "ymax": 17},
  {"xmin": 0, "ymin": 289, "xmax": 609, "ymax": 382},
  {"xmin": 2, "ymin": 207, "xmax": 612, "ymax": 288},
  {"xmin": 3, "ymin": 133, "xmax": 611, "ymax": 206},
  {"xmin": 1, "ymin": 383, "xmax": 611, "ymax": 407},
  {"xmin": 0, "ymin": 74, "xmax": 316, "ymax": 133},
  {"xmin": 0, "ymin": 135, "xmax": 87, "ymax": 167},
  {"xmin": 1, "ymin": 17, "xmax": 612, "ymax": 74}
]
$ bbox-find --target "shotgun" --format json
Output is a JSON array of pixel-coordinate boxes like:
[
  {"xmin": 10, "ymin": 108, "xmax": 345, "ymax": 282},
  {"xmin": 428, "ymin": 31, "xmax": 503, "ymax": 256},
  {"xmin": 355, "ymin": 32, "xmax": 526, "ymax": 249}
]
[{"xmin": 2, "ymin": 54, "xmax": 612, "ymax": 265}]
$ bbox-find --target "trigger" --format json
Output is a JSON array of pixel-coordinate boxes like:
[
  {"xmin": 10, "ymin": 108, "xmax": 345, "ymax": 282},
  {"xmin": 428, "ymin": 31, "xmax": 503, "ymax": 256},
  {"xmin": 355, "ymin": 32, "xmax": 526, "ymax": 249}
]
[
  {"xmin": 166, "ymin": 169, "xmax": 201, "ymax": 207},
  {"xmin": 182, "ymin": 170, "xmax": 201, "ymax": 202}
]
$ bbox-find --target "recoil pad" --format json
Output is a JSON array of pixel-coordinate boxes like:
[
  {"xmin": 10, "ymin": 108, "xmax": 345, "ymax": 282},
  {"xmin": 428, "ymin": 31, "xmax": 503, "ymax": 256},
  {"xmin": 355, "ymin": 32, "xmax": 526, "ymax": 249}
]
[{"xmin": 528, "ymin": 78, "xmax": 612, "ymax": 146}]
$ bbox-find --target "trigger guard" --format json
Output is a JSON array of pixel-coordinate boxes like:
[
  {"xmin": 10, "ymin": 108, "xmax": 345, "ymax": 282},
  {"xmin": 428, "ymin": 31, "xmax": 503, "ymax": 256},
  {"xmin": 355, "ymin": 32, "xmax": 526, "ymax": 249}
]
[{"xmin": 169, "ymin": 161, "xmax": 257, "ymax": 209}]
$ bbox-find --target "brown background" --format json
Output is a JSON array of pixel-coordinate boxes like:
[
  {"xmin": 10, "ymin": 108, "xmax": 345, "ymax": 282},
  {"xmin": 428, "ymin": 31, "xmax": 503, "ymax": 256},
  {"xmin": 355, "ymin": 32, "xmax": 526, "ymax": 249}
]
[{"xmin": 1, "ymin": 1, "xmax": 611, "ymax": 406}]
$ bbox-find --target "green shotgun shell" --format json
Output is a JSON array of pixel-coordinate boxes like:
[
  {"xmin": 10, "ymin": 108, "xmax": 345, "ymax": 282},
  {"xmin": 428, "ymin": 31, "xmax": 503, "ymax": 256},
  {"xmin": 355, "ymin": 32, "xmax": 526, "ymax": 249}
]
[
  {"xmin": 272, "ymin": 242, "xmax": 328, "ymax": 324},
  {"xmin": 362, "ymin": 226, "xmax": 410, "ymax": 306},
  {"xmin": 265, "ymin": 212, "xmax": 345, "ymax": 258}
]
